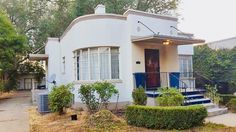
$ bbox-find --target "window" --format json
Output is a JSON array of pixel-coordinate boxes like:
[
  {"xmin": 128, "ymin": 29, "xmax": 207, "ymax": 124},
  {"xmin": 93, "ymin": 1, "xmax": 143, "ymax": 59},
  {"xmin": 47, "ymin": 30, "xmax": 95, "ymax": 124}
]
[
  {"xmin": 76, "ymin": 47, "xmax": 119, "ymax": 80},
  {"xmin": 179, "ymin": 55, "xmax": 193, "ymax": 77}
]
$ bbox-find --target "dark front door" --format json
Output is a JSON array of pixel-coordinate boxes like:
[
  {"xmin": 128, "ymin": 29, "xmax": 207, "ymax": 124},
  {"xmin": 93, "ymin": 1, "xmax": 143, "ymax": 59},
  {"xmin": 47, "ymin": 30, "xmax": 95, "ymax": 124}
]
[{"xmin": 145, "ymin": 49, "xmax": 160, "ymax": 89}]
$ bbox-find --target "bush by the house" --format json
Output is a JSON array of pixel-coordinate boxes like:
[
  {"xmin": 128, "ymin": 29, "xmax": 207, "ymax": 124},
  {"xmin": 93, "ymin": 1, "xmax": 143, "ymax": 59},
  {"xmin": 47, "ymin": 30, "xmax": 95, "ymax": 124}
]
[
  {"xmin": 228, "ymin": 98, "xmax": 236, "ymax": 112},
  {"xmin": 48, "ymin": 84, "xmax": 73, "ymax": 115},
  {"xmin": 79, "ymin": 84, "xmax": 99, "ymax": 113},
  {"xmin": 86, "ymin": 110, "xmax": 125, "ymax": 130},
  {"xmin": 132, "ymin": 87, "xmax": 147, "ymax": 105},
  {"xmin": 126, "ymin": 105, "xmax": 207, "ymax": 130},
  {"xmin": 79, "ymin": 81, "xmax": 118, "ymax": 113},
  {"xmin": 156, "ymin": 87, "xmax": 184, "ymax": 106},
  {"xmin": 219, "ymin": 94, "xmax": 236, "ymax": 106},
  {"xmin": 205, "ymin": 85, "xmax": 220, "ymax": 104},
  {"xmin": 94, "ymin": 81, "xmax": 118, "ymax": 109}
]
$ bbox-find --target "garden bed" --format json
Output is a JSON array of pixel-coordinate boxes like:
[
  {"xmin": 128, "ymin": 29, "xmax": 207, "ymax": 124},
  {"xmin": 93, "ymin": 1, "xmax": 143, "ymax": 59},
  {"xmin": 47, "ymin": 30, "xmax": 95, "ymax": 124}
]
[{"xmin": 28, "ymin": 106, "xmax": 236, "ymax": 132}]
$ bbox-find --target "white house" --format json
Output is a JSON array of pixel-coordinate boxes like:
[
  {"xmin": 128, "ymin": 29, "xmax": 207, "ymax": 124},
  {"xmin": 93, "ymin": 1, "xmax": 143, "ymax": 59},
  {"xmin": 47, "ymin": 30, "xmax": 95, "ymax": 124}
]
[
  {"xmin": 30, "ymin": 5, "xmax": 204, "ymax": 108},
  {"xmin": 207, "ymin": 36, "xmax": 236, "ymax": 50}
]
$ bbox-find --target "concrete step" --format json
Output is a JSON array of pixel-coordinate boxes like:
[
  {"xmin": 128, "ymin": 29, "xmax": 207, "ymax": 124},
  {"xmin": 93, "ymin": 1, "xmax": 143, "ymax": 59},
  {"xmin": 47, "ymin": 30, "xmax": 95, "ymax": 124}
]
[
  {"xmin": 184, "ymin": 98, "xmax": 211, "ymax": 105},
  {"xmin": 184, "ymin": 94, "xmax": 204, "ymax": 100},
  {"xmin": 202, "ymin": 103, "xmax": 217, "ymax": 109},
  {"xmin": 207, "ymin": 107, "xmax": 228, "ymax": 117}
]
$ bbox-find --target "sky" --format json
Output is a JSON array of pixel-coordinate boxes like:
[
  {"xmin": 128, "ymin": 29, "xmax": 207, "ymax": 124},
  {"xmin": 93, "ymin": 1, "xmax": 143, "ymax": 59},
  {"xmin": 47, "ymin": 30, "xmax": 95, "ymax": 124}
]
[{"xmin": 178, "ymin": 0, "xmax": 236, "ymax": 42}]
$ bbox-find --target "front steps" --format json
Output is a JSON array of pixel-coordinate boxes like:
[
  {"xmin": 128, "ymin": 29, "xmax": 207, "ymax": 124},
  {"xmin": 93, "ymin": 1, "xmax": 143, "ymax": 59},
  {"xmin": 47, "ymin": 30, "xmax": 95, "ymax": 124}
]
[
  {"xmin": 202, "ymin": 103, "xmax": 228, "ymax": 117},
  {"xmin": 145, "ymin": 89, "xmax": 228, "ymax": 116}
]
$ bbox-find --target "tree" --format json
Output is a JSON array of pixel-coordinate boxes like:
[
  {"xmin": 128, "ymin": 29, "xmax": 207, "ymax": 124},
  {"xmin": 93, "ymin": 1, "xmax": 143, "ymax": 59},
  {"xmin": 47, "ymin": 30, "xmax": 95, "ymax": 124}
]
[
  {"xmin": 73, "ymin": 0, "xmax": 179, "ymax": 16},
  {"xmin": 193, "ymin": 45, "xmax": 236, "ymax": 93},
  {"xmin": 0, "ymin": 0, "xmax": 179, "ymax": 52},
  {"xmin": 0, "ymin": 10, "xmax": 27, "ymax": 91}
]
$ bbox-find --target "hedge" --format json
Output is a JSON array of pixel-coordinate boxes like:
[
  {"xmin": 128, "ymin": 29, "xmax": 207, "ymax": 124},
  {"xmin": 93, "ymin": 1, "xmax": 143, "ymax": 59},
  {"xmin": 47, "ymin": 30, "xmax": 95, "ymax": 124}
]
[
  {"xmin": 219, "ymin": 94, "xmax": 236, "ymax": 105},
  {"xmin": 228, "ymin": 98, "xmax": 236, "ymax": 112},
  {"xmin": 126, "ymin": 105, "xmax": 207, "ymax": 130}
]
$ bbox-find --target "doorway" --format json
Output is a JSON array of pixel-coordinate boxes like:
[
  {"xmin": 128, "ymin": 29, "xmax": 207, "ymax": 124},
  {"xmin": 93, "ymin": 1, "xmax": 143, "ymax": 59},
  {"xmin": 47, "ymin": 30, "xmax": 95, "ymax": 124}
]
[{"xmin": 144, "ymin": 49, "xmax": 161, "ymax": 90}]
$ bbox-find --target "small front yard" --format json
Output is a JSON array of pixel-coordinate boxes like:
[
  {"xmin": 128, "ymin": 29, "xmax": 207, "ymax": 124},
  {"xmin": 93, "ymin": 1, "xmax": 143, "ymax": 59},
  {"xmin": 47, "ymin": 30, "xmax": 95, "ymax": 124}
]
[
  {"xmin": 28, "ymin": 106, "xmax": 236, "ymax": 132},
  {"xmin": 29, "ymin": 82, "xmax": 236, "ymax": 131}
]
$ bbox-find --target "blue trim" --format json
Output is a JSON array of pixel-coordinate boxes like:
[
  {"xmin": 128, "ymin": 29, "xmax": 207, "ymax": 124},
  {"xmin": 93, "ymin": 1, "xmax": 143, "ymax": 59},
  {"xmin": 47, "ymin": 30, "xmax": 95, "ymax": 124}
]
[{"xmin": 169, "ymin": 72, "xmax": 180, "ymax": 88}]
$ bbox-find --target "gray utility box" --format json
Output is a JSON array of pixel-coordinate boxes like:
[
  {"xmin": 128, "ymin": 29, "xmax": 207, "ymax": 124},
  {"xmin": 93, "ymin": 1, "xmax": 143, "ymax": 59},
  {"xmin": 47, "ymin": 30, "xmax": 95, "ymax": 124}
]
[{"xmin": 38, "ymin": 93, "xmax": 50, "ymax": 113}]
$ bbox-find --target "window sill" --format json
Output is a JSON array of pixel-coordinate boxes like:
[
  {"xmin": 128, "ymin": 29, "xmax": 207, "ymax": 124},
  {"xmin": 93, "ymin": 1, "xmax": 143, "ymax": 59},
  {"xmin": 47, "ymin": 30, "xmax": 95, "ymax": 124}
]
[{"xmin": 73, "ymin": 79, "xmax": 123, "ymax": 84}]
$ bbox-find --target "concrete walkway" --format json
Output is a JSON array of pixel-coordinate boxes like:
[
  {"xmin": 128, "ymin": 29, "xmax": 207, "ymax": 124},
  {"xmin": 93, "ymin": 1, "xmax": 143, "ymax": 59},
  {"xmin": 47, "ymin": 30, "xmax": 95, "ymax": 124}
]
[
  {"xmin": 206, "ymin": 113, "xmax": 236, "ymax": 127},
  {"xmin": 0, "ymin": 91, "xmax": 31, "ymax": 132}
]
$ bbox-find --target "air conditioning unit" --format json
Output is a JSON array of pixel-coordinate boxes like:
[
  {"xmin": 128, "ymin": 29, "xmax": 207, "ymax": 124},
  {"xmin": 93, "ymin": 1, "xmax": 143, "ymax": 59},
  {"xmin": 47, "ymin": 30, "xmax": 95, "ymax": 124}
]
[{"xmin": 38, "ymin": 93, "xmax": 50, "ymax": 113}]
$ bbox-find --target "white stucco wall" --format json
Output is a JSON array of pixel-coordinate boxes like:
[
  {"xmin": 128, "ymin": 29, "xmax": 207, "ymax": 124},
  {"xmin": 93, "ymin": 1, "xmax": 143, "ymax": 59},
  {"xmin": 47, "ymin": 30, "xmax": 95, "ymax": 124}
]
[
  {"xmin": 178, "ymin": 45, "xmax": 194, "ymax": 55},
  {"xmin": 45, "ymin": 9, "xmax": 197, "ymax": 106},
  {"xmin": 47, "ymin": 16, "xmax": 133, "ymax": 103},
  {"xmin": 125, "ymin": 11, "xmax": 178, "ymax": 37},
  {"xmin": 45, "ymin": 38, "xmax": 60, "ymax": 91}
]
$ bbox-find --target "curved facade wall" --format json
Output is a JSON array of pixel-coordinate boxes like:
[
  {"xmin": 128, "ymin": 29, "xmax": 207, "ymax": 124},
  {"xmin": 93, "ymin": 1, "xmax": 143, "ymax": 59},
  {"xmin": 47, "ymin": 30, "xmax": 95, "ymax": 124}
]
[{"xmin": 47, "ymin": 16, "xmax": 133, "ymax": 105}]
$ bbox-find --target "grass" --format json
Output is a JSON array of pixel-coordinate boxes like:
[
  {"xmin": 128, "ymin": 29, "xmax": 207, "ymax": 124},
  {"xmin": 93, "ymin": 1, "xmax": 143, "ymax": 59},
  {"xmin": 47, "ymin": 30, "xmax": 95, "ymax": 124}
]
[{"xmin": 28, "ymin": 107, "xmax": 236, "ymax": 132}]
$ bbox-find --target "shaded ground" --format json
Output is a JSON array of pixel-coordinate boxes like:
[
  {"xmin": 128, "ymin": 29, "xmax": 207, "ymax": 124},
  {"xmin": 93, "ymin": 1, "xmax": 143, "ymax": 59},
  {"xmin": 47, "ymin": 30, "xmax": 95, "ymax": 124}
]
[
  {"xmin": 0, "ymin": 91, "xmax": 31, "ymax": 132},
  {"xmin": 206, "ymin": 113, "xmax": 236, "ymax": 127}
]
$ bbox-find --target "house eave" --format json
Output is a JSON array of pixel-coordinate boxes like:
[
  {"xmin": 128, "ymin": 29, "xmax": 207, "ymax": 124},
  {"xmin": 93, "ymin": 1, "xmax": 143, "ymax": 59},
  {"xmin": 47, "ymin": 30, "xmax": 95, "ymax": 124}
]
[
  {"xmin": 28, "ymin": 54, "xmax": 48, "ymax": 61},
  {"xmin": 131, "ymin": 35, "xmax": 205, "ymax": 45}
]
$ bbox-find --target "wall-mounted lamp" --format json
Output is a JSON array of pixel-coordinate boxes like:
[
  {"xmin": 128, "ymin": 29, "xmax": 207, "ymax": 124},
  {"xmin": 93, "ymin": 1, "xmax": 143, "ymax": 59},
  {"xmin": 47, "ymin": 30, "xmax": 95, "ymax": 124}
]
[{"xmin": 163, "ymin": 40, "xmax": 171, "ymax": 45}]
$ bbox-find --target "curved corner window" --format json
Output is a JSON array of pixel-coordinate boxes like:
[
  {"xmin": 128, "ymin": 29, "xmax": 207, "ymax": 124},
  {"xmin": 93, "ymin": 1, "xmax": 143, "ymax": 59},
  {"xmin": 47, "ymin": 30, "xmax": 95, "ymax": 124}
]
[{"xmin": 76, "ymin": 47, "xmax": 119, "ymax": 80}]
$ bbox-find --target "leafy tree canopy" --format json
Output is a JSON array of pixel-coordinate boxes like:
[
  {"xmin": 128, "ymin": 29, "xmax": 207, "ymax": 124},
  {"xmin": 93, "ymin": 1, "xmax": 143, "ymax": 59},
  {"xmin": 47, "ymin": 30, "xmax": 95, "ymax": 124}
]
[
  {"xmin": 193, "ymin": 45, "xmax": 236, "ymax": 93},
  {"xmin": 0, "ymin": 10, "xmax": 27, "ymax": 90},
  {"xmin": 0, "ymin": 0, "xmax": 179, "ymax": 51}
]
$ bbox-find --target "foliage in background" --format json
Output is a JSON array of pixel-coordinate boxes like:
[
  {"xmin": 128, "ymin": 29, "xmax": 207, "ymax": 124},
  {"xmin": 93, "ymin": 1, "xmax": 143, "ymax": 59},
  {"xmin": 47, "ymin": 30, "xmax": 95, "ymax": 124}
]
[
  {"xmin": 228, "ymin": 98, "xmax": 236, "ymax": 112},
  {"xmin": 48, "ymin": 84, "xmax": 73, "ymax": 115},
  {"xmin": 0, "ymin": 10, "xmax": 27, "ymax": 91},
  {"xmin": 0, "ymin": 0, "xmax": 179, "ymax": 52},
  {"xmin": 79, "ymin": 84, "xmax": 99, "ymax": 113},
  {"xmin": 219, "ymin": 94, "xmax": 236, "ymax": 106},
  {"xmin": 94, "ymin": 81, "xmax": 118, "ymax": 109},
  {"xmin": 193, "ymin": 45, "xmax": 236, "ymax": 94},
  {"xmin": 126, "ymin": 105, "xmax": 207, "ymax": 130},
  {"xmin": 205, "ymin": 85, "xmax": 220, "ymax": 104},
  {"xmin": 79, "ymin": 81, "xmax": 118, "ymax": 113},
  {"xmin": 132, "ymin": 86, "xmax": 147, "ymax": 105},
  {"xmin": 156, "ymin": 87, "xmax": 184, "ymax": 106}
]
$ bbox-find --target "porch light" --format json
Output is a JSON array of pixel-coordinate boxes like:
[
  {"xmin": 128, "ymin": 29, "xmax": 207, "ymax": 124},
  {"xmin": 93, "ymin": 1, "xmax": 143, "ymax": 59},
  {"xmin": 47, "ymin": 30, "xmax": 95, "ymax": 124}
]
[{"xmin": 163, "ymin": 40, "xmax": 171, "ymax": 45}]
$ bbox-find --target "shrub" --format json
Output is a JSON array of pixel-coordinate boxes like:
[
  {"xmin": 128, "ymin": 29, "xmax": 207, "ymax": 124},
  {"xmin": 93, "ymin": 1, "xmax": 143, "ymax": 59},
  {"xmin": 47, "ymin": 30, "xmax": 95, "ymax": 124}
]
[
  {"xmin": 79, "ymin": 81, "xmax": 118, "ymax": 113},
  {"xmin": 132, "ymin": 87, "xmax": 147, "ymax": 105},
  {"xmin": 126, "ymin": 105, "xmax": 207, "ymax": 130},
  {"xmin": 48, "ymin": 84, "xmax": 73, "ymax": 115},
  {"xmin": 86, "ymin": 110, "xmax": 124, "ymax": 129},
  {"xmin": 228, "ymin": 98, "xmax": 236, "ymax": 112},
  {"xmin": 219, "ymin": 94, "xmax": 236, "ymax": 105},
  {"xmin": 79, "ymin": 84, "xmax": 99, "ymax": 113},
  {"xmin": 156, "ymin": 87, "xmax": 184, "ymax": 106},
  {"xmin": 94, "ymin": 81, "xmax": 118, "ymax": 109},
  {"xmin": 205, "ymin": 85, "xmax": 220, "ymax": 104}
]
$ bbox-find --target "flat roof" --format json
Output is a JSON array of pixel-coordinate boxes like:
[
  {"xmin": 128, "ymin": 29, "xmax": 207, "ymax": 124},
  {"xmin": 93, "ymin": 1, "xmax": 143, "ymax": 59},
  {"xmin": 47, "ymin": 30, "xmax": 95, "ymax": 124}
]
[
  {"xmin": 28, "ymin": 54, "xmax": 48, "ymax": 61},
  {"xmin": 132, "ymin": 35, "xmax": 205, "ymax": 45}
]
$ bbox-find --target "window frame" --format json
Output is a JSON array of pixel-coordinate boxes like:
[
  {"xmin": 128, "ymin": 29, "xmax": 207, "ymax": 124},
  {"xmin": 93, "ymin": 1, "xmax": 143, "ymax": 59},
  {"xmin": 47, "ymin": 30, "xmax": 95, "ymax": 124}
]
[
  {"xmin": 179, "ymin": 55, "xmax": 193, "ymax": 78},
  {"xmin": 75, "ymin": 46, "xmax": 120, "ymax": 82}
]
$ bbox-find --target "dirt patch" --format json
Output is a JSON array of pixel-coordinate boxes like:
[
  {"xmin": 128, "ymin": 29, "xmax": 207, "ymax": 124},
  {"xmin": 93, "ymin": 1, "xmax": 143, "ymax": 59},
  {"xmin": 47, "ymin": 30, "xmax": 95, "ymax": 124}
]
[{"xmin": 0, "ymin": 91, "xmax": 16, "ymax": 100}]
